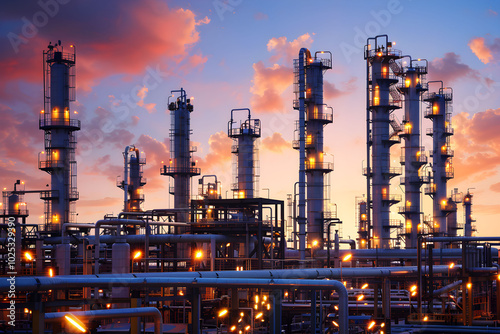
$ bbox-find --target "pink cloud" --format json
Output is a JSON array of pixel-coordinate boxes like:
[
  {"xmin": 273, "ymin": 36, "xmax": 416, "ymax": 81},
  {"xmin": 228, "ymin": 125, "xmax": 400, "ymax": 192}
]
[
  {"xmin": 250, "ymin": 62, "xmax": 293, "ymax": 113},
  {"xmin": 254, "ymin": 12, "xmax": 268, "ymax": 21},
  {"xmin": 195, "ymin": 131, "xmax": 232, "ymax": 172},
  {"xmin": 452, "ymin": 108, "xmax": 500, "ymax": 182},
  {"xmin": 324, "ymin": 77, "xmax": 357, "ymax": 99},
  {"xmin": 136, "ymin": 86, "xmax": 156, "ymax": 113},
  {"xmin": 428, "ymin": 52, "xmax": 480, "ymax": 84},
  {"xmin": 490, "ymin": 182, "xmax": 500, "ymax": 193},
  {"xmin": 267, "ymin": 33, "xmax": 313, "ymax": 64},
  {"xmin": 136, "ymin": 134, "xmax": 170, "ymax": 192},
  {"xmin": 0, "ymin": 0, "xmax": 209, "ymax": 92},
  {"xmin": 261, "ymin": 133, "xmax": 290, "ymax": 153},
  {"xmin": 468, "ymin": 36, "xmax": 500, "ymax": 64}
]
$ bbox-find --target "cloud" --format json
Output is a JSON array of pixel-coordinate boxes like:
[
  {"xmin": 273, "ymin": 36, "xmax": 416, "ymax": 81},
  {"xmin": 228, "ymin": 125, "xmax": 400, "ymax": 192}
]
[
  {"xmin": 136, "ymin": 86, "xmax": 156, "ymax": 113},
  {"xmin": 136, "ymin": 134, "xmax": 170, "ymax": 192},
  {"xmin": 261, "ymin": 133, "xmax": 290, "ymax": 153},
  {"xmin": 428, "ymin": 52, "xmax": 480, "ymax": 84},
  {"xmin": 250, "ymin": 62, "xmax": 293, "ymax": 113},
  {"xmin": 490, "ymin": 182, "xmax": 500, "ymax": 193},
  {"xmin": 195, "ymin": 131, "xmax": 232, "ymax": 172},
  {"xmin": 267, "ymin": 33, "xmax": 313, "ymax": 64},
  {"xmin": 452, "ymin": 108, "xmax": 500, "ymax": 182},
  {"xmin": 488, "ymin": 9, "xmax": 498, "ymax": 16},
  {"xmin": 468, "ymin": 36, "xmax": 500, "ymax": 64},
  {"xmin": 324, "ymin": 77, "xmax": 357, "ymax": 99},
  {"xmin": 0, "ymin": 0, "xmax": 209, "ymax": 91},
  {"xmin": 254, "ymin": 12, "xmax": 268, "ymax": 21},
  {"xmin": 78, "ymin": 196, "xmax": 121, "ymax": 208}
]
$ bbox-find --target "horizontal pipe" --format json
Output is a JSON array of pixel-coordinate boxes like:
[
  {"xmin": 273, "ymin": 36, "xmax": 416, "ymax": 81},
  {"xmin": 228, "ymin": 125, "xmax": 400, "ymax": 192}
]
[
  {"xmin": 45, "ymin": 307, "xmax": 162, "ymax": 334},
  {"xmin": 433, "ymin": 280, "xmax": 462, "ymax": 296},
  {"xmin": 11, "ymin": 277, "xmax": 349, "ymax": 334},
  {"xmin": 426, "ymin": 236, "xmax": 500, "ymax": 242}
]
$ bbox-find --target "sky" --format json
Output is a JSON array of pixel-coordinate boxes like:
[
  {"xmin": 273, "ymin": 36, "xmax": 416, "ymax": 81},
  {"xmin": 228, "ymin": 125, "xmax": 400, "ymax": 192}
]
[{"xmin": 0, "ymin": 0, "xmax": 500, "ymax": 242}]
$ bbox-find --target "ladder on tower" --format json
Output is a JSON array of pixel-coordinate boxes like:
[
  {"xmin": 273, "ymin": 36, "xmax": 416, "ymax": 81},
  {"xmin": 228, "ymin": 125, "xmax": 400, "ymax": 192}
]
[
  {"xmin": 389, "ymin": 113, "xmax": 403, "ymax": 137},
  {"xmin": 389, "ymin": 59, "xmax": 403, "ymax": 76}
]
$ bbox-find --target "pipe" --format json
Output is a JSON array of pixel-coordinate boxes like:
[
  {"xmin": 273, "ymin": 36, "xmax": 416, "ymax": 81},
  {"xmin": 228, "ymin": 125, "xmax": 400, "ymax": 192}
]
[
  {"xmin": 298, "ymin": 48, "xmax": 307, "ymax": 261},
  {"xmin": 14, "ymin": 277, "xmax": 349, "ymax": 334},
  {"xmin": 45, "ymin": 307, "xmax": 162, "ymax": 334},
  {"xmin": 433, "ymin": 280, "xmax": 462, "ymax": 297}
]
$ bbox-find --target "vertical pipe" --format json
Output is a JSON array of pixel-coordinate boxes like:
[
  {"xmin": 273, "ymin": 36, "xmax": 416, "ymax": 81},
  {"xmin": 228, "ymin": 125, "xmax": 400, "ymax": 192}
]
[{"xmin": 298, "ymin": 49, "xmax": 307, "ymax": 261}]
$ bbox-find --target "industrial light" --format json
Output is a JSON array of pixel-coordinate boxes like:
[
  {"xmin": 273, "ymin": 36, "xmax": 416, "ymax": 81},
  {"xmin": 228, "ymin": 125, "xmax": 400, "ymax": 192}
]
[
  {"xmin": 194, "ymin": 250, "xmax": 203, "ymax": 259},
  {"xmin": 449, "ymin": 262, "xmax": 455, "ymax": 269},
  {"xmin": 245, "ymin": 325, "xmax": 250, "ymax": 331},
  {"xmin": 133, "ymin": 251, "xmax": 142, "ymax": 260},
  {"xmin": 342, "ymin": 253, "xmax": 352, "ymax": 262},
  {"xmin": 357, "ymin": 294, "xmax": 364, "ymax": 301},
  {"xmin": 230, "ymin": 325, "xmax": 236, "ymax": 331},
  {"xmin": 25, "ymin": 252, "xmax": 33, "ymax": 261},
  {"xmin": 255, "ymin": 312, "xmax": 263, "ymax": 319},
  {"xmin": 218, "ymin": 309, "xmax": 228, "ymax": 317},
  {"xmin": 410, "ymin": 285, "xmax": 417, "ymax": 292},
  {"xmin": 312, "ymin": 240, "xmax": 319, "ymax": 247},
  {"xmin": 64, "ymin": 313, "xmax": 87, "ymax": 333},
  {"xmin": 423, "ymin": 315, "xmax": 428, "ymax": 321},
  {"xmin": 368, "ymin": 320, "xmax": 376, "ymax": 329},
  {"xmin": 332, "ymin": 320, "xmax": 339, "ymax": 327},
  {"xmin": 49, "ymin": 268, "xmax": 54, "ymax": 277},
  {"xmin": 467, "ymin": 283, "xmax": 472, "ymax": 289}
]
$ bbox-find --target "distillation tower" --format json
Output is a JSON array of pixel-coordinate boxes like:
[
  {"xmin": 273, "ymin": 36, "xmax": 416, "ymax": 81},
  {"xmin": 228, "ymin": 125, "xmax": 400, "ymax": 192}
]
[
  {"xmin": 463, "ymin": 191, "xmax": 475, "ymax": 237},
  {"xmin": 38, "ymin": 42, "xmax": 80, "ymax": 234},
  {"xmin": 424, "ymin": 86, "xmax": 454, "ymax": 238},
  {"xmin": 364, "ymin": 36, "xmax": 402, "ymax": 249},
  {"xmin": 398, "ymin": 59, "xmax": 428, "ymax": 248},
  {"xmin": 161, "ymin": 88, "xmax": 200, "ymax": 224},
  {"xmin": 293, "ymin": 49, "xmax": 333, "ymax": 250},
  {"xmin": 117, "ymin": 145, "xmax": 147, "ymax": 213},
  {"xmin": 228, "ymin": 108, "xmax": 261, "ymax": 199}
]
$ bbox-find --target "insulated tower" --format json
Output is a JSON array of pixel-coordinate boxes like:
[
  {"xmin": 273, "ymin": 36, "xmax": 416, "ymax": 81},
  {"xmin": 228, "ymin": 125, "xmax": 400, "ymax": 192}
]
[
  {"xmin": 161, "ymin": 88, "xmax": 200, "ymax": 223},
  {"xmin": 463, "ymin": 191, "xmax": 475, "ymax": 237},
  {"xmin": 228, "ymin": 108, "xmax": 261, "ymax": 199},
  {"xmin": 117, "ymin": 146, "xmax": 146, "ymax": 212},
  {"xmin": 364, "ymin": 36, "xmax": 402, "ymax": 249},
  {"xmin": 38, "ymin": 42, "xmax": 79, "ymax": 233},
  {"xmin": 398, "ymin": 60, "xmax": 428, "ymax": 248},
  {"xmin": 424, "ymin": 86, "xmax": 454, "ymax": 237},
  {"xmin": 293, "ymin": 49, "xmax": 333, "ymax": 249}
]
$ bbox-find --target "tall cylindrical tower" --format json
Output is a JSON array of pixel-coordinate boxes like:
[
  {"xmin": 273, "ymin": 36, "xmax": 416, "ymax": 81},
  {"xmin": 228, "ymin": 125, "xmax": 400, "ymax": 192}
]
[
  {"xmin": 424, "ymin": 87, "xmax": 454, "ymax": 237},
  {"xmin": 398, "ymin": 62, "xmax": 428, "ymax": 248},
  {"xmin": 294, "ymin": 50, "xmax": 333, "ymax": 249},
  {"xmin": 161, "ymin": 88, "xmax": 200, "ymax": 223},
  {"xmin": 228, "ymin": 109, "xmax": 261, "ymax": 199},
  {"xmin": 364, "ymin": 36, "xmax": 402, "ymax": 249},
  {"xmin": 463, "ymin": 191, "xmax": 475, "ymax": 237},
  {"xmin": 118, "ymin": 146, "xmax": 147, "ymax": 212},
  {"xmin": 38, "ymin": 42, "xmax": 80, "ymax": 233}
]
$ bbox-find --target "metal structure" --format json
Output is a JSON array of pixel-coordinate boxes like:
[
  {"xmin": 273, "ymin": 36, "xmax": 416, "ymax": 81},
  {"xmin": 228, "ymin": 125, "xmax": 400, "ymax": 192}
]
[
  {"xmin": 293, "ymin": 49, "xmax": 333, "ymax": 250},
  {"xmin": 228, "ymin": 108, "xmax": 261, "ymax": 199},
  {"xmin": 398, "ymin": 58, "xmax": 428, "ymax": 248},
  {"xmin": 117, "ymin": 145, "xmax": 147, "ymax": 212},
  {"xmin": 364, "ymin": 36, "xmax": 402, "ymax": 249},
  {"xmin": 161, "ymin": 88, "xmax": 200, "ymax": 222},
  {"xmin": 39, "ymin": 42, "xmax": 80, "ymax": 233},
  {"xmin": 2, "ymin": 38, "xmax": 499, "ymax": 334},
  {"xmin": 424, "ymin": 85, "xmax": 454, "ymax": 238}
]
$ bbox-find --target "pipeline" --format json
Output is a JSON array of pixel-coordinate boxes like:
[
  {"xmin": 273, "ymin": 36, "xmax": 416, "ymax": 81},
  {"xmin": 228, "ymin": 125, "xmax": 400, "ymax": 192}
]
[
  {"xmin": 45, "ymin": 307, "xmax": 162, "ymax": 334},
  {"xmin": 7, "ymin": 276, "xmax": 349, "ymax": 334}
]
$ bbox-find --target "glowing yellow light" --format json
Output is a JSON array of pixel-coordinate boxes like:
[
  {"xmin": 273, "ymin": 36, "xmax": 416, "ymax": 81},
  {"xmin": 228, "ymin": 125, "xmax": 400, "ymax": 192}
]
[
  {"xmin": 179, "ymin": 290, "xmax": 184, "ymax": 296},
  {"xmin": 263, "ymin": 295, "xmax": 267, "ymax": 301},
  {"xmin": 255, "ymin": 295, "xmax": 259, "ymax": 303},
  {"xmin": 98, "ymin": 289, "xmax": 103, "ymax": 293},
  {"xmin": 332, "ymin": 320, "xmax": 339, "ymax": 327},
  {"xmin": 423, "ymin": 316, "xmax": 428, "ymax": 321},
  {"xmin": 361, "ymin": 283, "xmax": 368, "ymax": 289},
  {"xmin": 41, "ymin": 110, "xmax": 44, "ymax": 114},
  {"xmin": 412, "ymin": 291, "xmax": 417, "ymax": 296},
  {"xmin": 24, "ymin": 308, "xmax": 29, "ymax": 313},
  {"xmin": 449, "ymin": 263, "xmax": 455, "ymax": 269},
  {"xmin": 377, "ymin": 52, "xmax": 382, "ymax": 57},
  {"xmin": 381, "ymin": 323, "xmax": 385, "ymax": 328},
  {"xmin": 410, "ymin": 285, "xmax": 417, "ymax": 292},
  {"xmin": 312, "ymin": 240, "xmax": 318, "ymax": 247},
  {"xmin": 467, "ymin": 283, "xmax": 472, "ymax": 289},
  {"xmin": 64, "ymin": 314, "xmax": 87, "ymax": 333},
  {"xmin": 433, "ymin": 104, "xmax": 438, "ymax": 113},
  {"xmin": 195, "ymin": 250, "xmax": 203, "ymax": 259},
  {"xmin": 238, "ymin": 191, "xmax": 245, "ymax": 199},
  {"xmin": 342, "ymin": 253, "xmax": 352, "ymax": 262},
  {"xmin": 368, "ymin": 320, "xmax": 376, "ymax": 329},
  {"xmin": 218, "ymin": 309, "xmax": 228, "ymax": 317},
  {"xmin": 230, "ymin": 325, "xmax": 236, "ymax": 331},
  {"xmin": 266, "ymin": 303, "xmax": 270, "ymax": 310},
  {"xmin": 49, "ymin": 268, "xmax": 54, "ymax": 277},
  {"xmin": 255, "ymin": 312, "xmax": 263, "ymax": 319},
  {"xmin": 405, "ymin": 79, "xmax": 411, "ymax": 87},
  {"xmin": 245, "ymin": 325, "xmax": 250, "ymax": 331},
  {"xmin": 133, "ymin": 251, "xmax": 142, "ymax": 260},
  {"xmin": 25, "ymin": 252, "xmax": 33, "ymax": 261},
  {"xmin": 106, "ymin": 304, "xmax": 111, "ymax": 308},
  {"xmin": 334, "ymin": 305, "xmax": 339, "ymax": 311},
  {"xmin": 254, "ymin": 304, "xmax": 258, "ymax": 310},
  {"xmin": 357, "ymin": 294, "xmax": 364, "ymax": 301}
]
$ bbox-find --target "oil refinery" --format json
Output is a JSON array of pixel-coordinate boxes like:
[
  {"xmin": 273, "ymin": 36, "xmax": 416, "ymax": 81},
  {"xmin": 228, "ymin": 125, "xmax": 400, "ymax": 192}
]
[{"xmin": 1, "ymin": 34, "xmax": 499, "ymax": 334}]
